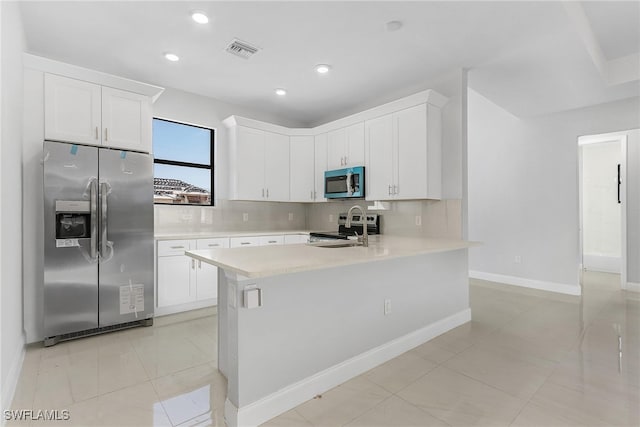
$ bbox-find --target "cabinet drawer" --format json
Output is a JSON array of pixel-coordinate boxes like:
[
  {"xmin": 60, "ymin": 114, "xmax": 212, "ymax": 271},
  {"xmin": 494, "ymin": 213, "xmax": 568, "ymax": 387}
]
[
  {"xmin": 157, "ymin": 239, "xmax": 191, "ymax": 256},
  {"xmin": 260, "ymin": 235, "xmax": 285, "ymax": 246},
  {"xmin": 196, "ymin": 238, "xmax": 230, "ymax": 250},
  {"xmin": 230, "ymin": 236, "xmax": 262, "ymax": 248}
]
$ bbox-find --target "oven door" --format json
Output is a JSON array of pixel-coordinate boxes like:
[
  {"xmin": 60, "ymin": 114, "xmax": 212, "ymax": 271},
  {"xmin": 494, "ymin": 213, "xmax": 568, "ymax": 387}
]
[{"xmin": 324, "ymin": 166, "xmax": 365, "ymax": 199}]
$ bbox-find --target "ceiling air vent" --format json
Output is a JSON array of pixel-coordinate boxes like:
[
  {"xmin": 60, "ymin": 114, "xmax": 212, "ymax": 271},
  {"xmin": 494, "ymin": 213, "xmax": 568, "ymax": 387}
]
[{"xmin": 225, "ymin": 39, "xmax": 260, "ymax": 59}]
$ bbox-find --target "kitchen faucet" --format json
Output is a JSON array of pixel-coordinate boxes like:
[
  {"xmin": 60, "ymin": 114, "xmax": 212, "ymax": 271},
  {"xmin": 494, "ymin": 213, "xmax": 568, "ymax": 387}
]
[{"xmin": 346, "ymin": 205, "xmax": 368, "ymax": 247}]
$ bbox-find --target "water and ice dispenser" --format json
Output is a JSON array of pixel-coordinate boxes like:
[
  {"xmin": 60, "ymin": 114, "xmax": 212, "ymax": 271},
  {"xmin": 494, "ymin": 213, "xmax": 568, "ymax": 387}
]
[{"xmin": 55, "ymin": 200, "xmax": 91, "ymax": 246}]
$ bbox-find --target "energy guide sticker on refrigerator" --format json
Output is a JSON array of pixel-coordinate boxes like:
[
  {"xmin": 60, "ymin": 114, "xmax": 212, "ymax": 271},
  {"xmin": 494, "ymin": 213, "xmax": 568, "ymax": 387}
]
[{"xmin": 43, "ymin": 141, "xmax": 154, "ymax": 346}]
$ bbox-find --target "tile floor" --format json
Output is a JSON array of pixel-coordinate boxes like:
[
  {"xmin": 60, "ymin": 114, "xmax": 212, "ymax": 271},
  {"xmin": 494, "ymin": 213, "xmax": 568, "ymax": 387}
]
[{"xmin": 8, "ymin": 271, "xmax": 640, "ymax": 426}]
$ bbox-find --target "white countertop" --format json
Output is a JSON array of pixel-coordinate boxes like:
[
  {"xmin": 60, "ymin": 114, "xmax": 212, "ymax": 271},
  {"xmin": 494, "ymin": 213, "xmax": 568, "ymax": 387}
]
[
  {"xmin": 186, "ymin": 235, "xmax": 479, "ymax": 278},
  {"xmin": 155, "ymin": 230, "xmax": 310, "ymax": 240}
]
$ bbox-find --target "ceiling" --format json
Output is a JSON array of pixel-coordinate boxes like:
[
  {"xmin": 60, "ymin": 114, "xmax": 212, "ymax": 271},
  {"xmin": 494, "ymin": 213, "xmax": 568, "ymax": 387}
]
[{"xmin": 18, "ymin": 1, "xmax": 640, "ymax": 127}]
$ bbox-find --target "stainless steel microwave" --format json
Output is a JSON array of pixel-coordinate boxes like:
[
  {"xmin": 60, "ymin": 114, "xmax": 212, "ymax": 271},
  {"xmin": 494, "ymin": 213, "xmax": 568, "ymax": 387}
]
[{"xmin": 324, "ymin": 166, "xmax": 365, "ymax": 199}]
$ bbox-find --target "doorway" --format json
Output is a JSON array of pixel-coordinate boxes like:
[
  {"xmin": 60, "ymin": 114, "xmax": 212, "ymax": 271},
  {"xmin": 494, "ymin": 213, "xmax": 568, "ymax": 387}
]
[{"xmin": 578, "ymin": 132, "xmax": 627, "ymax": 288}]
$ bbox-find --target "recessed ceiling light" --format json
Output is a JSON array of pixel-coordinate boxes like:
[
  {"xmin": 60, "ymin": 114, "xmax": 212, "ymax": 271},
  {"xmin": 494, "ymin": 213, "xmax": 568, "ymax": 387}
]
[
  {"xmin": 275, "ymin": 88, "xmax": 287, "ymax": 96},
  {"xmin": 164, "ymin": 53, "xmax": 180, "ymax": 62},
  {"xmin": 315, "ymin": 64, "xmax": 331, "ymax": 74},
  {"xmin": 191, "ymin": 11, "xmax": 209, "ymax": 24},
  {"xmin": 385, "ymin": 20, "xmax": 403, "ymax": 32}
]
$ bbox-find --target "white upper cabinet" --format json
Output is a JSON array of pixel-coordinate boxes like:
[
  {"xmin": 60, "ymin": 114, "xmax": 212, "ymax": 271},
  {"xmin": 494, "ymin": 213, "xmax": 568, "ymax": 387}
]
[
  {"xmin": 44, "ymin": 74, "xmax": 101, "ymax": 146},
  {"xmin": 327, "ymin": 122, "xmax": 365, "ymax": 169},
  {"xmin": 229, "ymin": 125, "xmax": 290, "ymax": 201},
  {"xmin": 232, "ymin": 126, "xmax": 266, "ymax": 201},
  {"xmin": 365, "ymin": 114, "xmax": 395, "ymax": 201},
  {"xmin": 314, "ymin": 133, "xmax": 328, "ymax": 202},
  {"xmin": 264, "ymin": 131, "xmax": 290, "ymax": 201},
  {"xmin": 290, "ymin": 136, "xmax": 316, "ymax": 202},
  {"xmin": 365, "ymin": 103, "xmax": 442, "ymax": 200},
  {"xmin": 224, "ymin": 89, "xmax": 446, "ymax": 202},
  {"xmin": 101, "ymin": 87, "xmax": 151, "ymax": 152},
  {"xmin": 44, "ymin": 73, "xmax": 152, "ymax": 153}
]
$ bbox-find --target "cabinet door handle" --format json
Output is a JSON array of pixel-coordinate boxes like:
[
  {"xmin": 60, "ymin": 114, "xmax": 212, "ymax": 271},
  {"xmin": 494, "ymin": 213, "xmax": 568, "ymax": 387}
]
[
  {"xmin": 170, "ymin": 245, "xmax": 185, "ymax": 249},
  {"xmin": 394, "ymin": 185, "xmax": 398, "ymax": 195},
  {"xmin": 95, "ymin": 127, "xmax": 99, "ymax": 140},
  {"xmin": 198, "ymin": 260, "xmax": 201, "ymax": 269},
  {"xmin": 314, "ymin": 190, "xmax": 317, "ymax": 199},
  {"xmin": 388, "ymin": 185, "xmax": 392, "ymax": 195},
  {"xmin": 268, "ymin": 240, "xmax": 277, "ymax": 244},
  {"xmin": 240, "ymin": 242, "xmax": 251, "ymax": 245},
  {"xmin": 310, "ymin": 190, "xmax": 313, "ymax": 200},
  {"xmin": 191, "ymin": 259, "xmax": 195, "ymax": 269},
  {"xmin": 266, "ymin": 188, "xmax": 269, "ymax": 198},
  {"xmin": 104, "ymin": 128, "xmax": 108, "ymax": 142},
  {"xmin": 208, "ymin": 243, "xmax": 220, "ymax": 247},
  {"xmin": 344, "ymin": 156, "xmax": 348, "ymax": 165},
  {"xmin": 262, "ymin": 188, "xmax": 265, "ymax": 198}
]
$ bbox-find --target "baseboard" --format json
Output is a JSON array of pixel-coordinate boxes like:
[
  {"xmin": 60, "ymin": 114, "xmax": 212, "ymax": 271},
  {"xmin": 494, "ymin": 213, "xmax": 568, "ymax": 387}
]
[
  {"xmin": 1, "ymin": 334, "xmax": 26, "ymax": 418},
  {"xmin": 625, "ymin": 282, "xmax": 640, "ymax": 293},
  {"xmin": 469, "ymin": 270, "xmax": 581, "ymax": 296},
  {"xmin": 582, "ymin": 255, "xmax": 621, "ymax": 274},
  {"xmin": 154, "ymin": 298, "xmax": 217, "ymax": 317},
  {"xmin": 225, "ymin": 308, "xmax": 472, "ymax": 427}
]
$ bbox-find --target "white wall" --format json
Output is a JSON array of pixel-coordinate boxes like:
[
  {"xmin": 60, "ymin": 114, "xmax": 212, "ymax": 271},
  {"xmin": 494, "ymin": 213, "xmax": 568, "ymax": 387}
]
[
  {"xmin": 1, "ymin": 0, "xmax": 25, "ymax": 413},
  {"xmin": 581, "ymin": 141, "xmax": 621, "ymax": 273},
  {"xmin": 626, "ymin": 130, "xmax": 640, "ymax": 285},
  {"xmin": 468, "ymin": 88, "xmax": 640, "ymax": 294}
]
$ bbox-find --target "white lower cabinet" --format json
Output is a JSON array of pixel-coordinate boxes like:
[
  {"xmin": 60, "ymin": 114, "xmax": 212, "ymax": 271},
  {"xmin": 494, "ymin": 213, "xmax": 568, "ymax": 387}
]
[
  {"xmin": 195, "ymin": 238, "xmax": 229, "ymax": 300},
  {"xmin": 156, "ymin": 233, "xmax": 308, "ymax": 314},
  {"xmin": 156, "ymin": 238, "xmax": 229, "ymax": 310},
  {"xmin": 230, "ymin": 236, "xmax": 262, "ymax": 248}
]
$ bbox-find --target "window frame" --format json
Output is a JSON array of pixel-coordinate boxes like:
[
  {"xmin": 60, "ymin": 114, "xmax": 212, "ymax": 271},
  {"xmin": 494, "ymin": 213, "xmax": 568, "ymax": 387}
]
[{"xmin": 152, "ymin": 117, "xmax": 215, "ymax": 206}]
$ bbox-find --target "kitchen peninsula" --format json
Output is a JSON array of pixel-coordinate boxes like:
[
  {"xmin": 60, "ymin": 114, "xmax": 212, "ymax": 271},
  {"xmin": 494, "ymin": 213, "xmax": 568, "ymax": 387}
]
[{"xmin": 186, "ymin": 235, "xmax": 476, "ymax": 426}]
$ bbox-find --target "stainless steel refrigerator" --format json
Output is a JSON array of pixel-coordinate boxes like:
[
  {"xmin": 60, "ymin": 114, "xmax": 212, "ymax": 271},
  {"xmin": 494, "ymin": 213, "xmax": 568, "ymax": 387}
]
[{"xmin": 43, "ymin": 141, "xmax": 154, "ymax": 346}]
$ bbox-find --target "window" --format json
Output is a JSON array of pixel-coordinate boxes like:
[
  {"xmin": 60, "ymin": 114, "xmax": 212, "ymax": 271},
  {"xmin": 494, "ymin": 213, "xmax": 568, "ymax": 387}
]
[{"xmin": 153, "ymin": 118, "xmax": 214, "ymax": 206}]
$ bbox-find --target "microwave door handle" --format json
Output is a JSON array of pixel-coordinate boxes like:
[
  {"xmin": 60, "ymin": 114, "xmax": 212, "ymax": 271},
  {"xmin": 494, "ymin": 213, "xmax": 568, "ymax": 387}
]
[
  {"xmin": 346, "ymin": 172, "xmax": 354, "ymax": 195},
  {"xmin": 90, "ymin": 178, "xmax": 98, "ymax": 261}
]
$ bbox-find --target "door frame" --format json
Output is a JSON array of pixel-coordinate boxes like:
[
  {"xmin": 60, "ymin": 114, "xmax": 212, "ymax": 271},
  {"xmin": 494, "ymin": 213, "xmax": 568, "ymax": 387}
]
[{"xmin": 578, "ymin": 132, "xmax": 627, "ymax": 289}]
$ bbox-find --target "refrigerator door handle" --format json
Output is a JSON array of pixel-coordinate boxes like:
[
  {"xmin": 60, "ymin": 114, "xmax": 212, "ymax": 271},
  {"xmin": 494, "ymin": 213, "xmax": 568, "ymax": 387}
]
[
  {"xmin": 100, "ymin": 182, "xmax": 109, "ymax": 259},
  {"xmin": 90, "ymin": 178, "xmax": 99, "ymax": 261}
]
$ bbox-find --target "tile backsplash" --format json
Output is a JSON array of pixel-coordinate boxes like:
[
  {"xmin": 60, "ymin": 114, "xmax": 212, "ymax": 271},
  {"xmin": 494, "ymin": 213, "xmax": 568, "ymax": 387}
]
[
  {"xmin": 306, "ymin": 199, "xmax": 462, "ymax": 239},
  {"xmin": 155, "ymin": 198, "xmax": 462, "ymax": 240},
  {"xmin": 154, "ymin": 200, "xmax": 307, "ymax": 234}
]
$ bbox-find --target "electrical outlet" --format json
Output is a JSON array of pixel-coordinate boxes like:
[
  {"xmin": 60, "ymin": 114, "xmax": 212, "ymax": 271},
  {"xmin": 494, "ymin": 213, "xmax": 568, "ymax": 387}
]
[
  {"xmin": 415, "ymin": 215, "xmax": 422, "ymax": 226},
  {"xmin": 329, "ymin": 214, "xmax": 334, "ymax": 223},
  {"xmin": 242, "ymin": 213, "xmax": 249, "ymax": 222},
  {"xmin": 514, "ymin": 255, "xmax": 522, "ymax": 264},
  {"xmin": 288, "ymin": 212, "xmax": 294, "ymax": 221},
  {"xmin": 384, "ymin": 299, "xmax": 391, "ymax": 315}
]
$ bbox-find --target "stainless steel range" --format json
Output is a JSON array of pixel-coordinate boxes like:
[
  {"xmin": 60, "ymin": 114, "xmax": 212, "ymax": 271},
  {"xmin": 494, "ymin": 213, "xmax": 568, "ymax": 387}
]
[{"xmin": 309, "ymin": 212, "xmax": 380, "ymax": 242}]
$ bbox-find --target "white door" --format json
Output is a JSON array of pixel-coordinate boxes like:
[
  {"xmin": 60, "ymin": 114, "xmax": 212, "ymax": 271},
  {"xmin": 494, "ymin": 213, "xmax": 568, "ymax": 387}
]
[
  {"xmin": 345, "ymin": 122, "xmax": 365, "ymax": 166},
  {"xmin": 290, "ymin": 136, "xmax": 315, "ymax": 202},
  {"xmin": 44, "ymin": 73, "xmax": 101, "ymax": 145},
  {"xmin": 235, "ymin": 126, "xmax": 266, "ymax": 200},
  {"xmin": 264, "ymin": 132, "xmax": 290, "ymax": 201},
  {"xmin": 395, "ymin": 104, "xmax": 428, "ymax": 199},
  {"xmin": 314, "ymin": 133, "xmax": 328, "ymax": 201},
  {"xmin": 157, "ymin": 255, "xmax": 195, "ymax": 307},
  {"xmin": 327, "ymin": 128, "xmax": 347, "ymax": 169},
  {"xmin": 365, "ymin": 114, "xmax": 394, "ymax": 201},
  {"xmin": 101, "ymin": 87, "xmax": 151, "ymax": 152}
]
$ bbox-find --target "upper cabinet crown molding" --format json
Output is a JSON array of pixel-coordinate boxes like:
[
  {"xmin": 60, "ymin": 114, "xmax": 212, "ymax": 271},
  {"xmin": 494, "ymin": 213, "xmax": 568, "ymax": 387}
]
[
  {"xmin": 24, "ymin": 53, "xmax": 165, "ymax": 102},
  {"xmin": 223, "ymin": 89, "xmax": 448, "ymax": 137}
]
